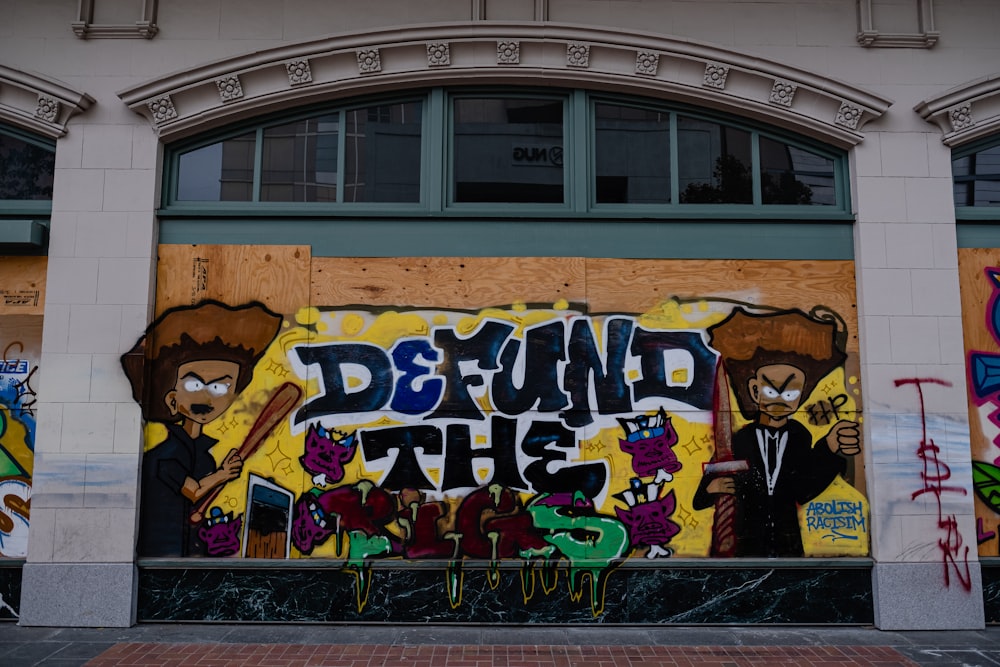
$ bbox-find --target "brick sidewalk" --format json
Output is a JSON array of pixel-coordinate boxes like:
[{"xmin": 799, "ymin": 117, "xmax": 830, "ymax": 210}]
[{"xmin": 85, "ymin": 643, "xmax": 919, "ymax": 666}]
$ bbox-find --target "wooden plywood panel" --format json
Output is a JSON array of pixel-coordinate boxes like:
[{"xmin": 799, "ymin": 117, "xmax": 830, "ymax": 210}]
[
  {"xmin": 958, "ymin": 248, "xmax": 1000, "ymax": 358},
  {"xmin": 0, "ymin": 257, "xmax": 46, "ymax": 316},
  {"xmin": 958, "ymin": 248, "xmax": 998, "ymax": 462},
  {"xmin": 156, "ymin": 245, "xmax": 311, "ymax": 316},
  {"xmin": 586, "ymin": 258, "xmax": 859, "ymax": 351},
  {"xmin": 958, "ymin": 248, "xmax": 1000, "ymax": 556},
  {"xmin": 311, "ymin": 257, "xmax": 587, "ymax": 309}
]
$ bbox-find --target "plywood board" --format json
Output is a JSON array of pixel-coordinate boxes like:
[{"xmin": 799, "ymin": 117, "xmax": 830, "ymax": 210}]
[
  {"xmin": 957, "ymin": 247, "xmax": 998, "ymax": 458},
  {"xmin": 958, "ymin": 248, "xmax": 1000, "ymax": 356},
  {"xmin": 311, "ymin": 256, "xmax": 587, "ymax": 309},
  {"xmin": 156, "ymin": 244, "xmax": 311, "ymax": 317},
  {"xmin": 586, "ymin": 258, "xmax": 859, "ymax": 351},
  {"xmin": 0, "ymin": 257, "xmax": 46, "ymax": 316},
  {"xmin": 958, "ymin": 248, "xmax": 1000, "ymax": 556}
]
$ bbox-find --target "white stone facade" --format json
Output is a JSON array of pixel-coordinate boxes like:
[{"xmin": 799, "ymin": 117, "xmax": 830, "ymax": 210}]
[{"xmin": 2, "ymin": 0, "xmax": 999, "ymax": 629}]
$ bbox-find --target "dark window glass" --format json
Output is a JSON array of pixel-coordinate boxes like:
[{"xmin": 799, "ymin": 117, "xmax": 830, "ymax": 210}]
[
  {"xmin": 594, "ymin": 103, "xmax": 670, "ymax": 204},
  {"xmin": 677, "ymin": 117, "xmax": 752, "ymax": 204},
  {"xmin": 0, "ymin": 132, "xmax": 54, "ymax": 200},
  {"xmin": 453, "ymin": 98, "xmax": 564, "ymax": 203},
  {"xmin": 344, "ymin": 102, "xmax": 422, "ymax": 203},
  {"xmin": 262, "ymin": 115, "xmax": 339, "ymax": 202},
  {"xmin": 954, "ymin": 145, "xmax": 1000, "ymax": 207},
  {"xmin": 177, "ymin": 132, "xmax": 255, "ymax": 201},
  {"xmin": 759, "ymin": 136, "xmax": 835, "ymax": 206}
]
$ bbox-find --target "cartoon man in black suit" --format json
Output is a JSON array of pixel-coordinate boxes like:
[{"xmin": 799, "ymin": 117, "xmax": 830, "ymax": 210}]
[{"xmin": 693, "ymin": 308, "xmax": 860, "ymax": 557}]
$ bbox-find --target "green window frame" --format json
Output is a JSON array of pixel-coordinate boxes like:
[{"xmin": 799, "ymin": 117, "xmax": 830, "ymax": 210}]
[
  {"xmin": 953, "ymin": 134, "xmax": 1000, "ymax": 249},
  {"xmin": 954, "ymin": 134, "xmax": 1000, "ymax": 219},
  {"xmin": 162, "ymin": 88, "xmax": 851, "ymax": 220}
]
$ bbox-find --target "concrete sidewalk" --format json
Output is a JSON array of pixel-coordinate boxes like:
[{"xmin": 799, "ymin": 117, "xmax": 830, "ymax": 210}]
[{"xmin": 0, "ymin": 623, "xmax": 998, "ymax": 667}]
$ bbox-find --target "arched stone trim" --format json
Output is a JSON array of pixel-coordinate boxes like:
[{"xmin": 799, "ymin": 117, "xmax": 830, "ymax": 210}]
[
  {"xmin": 0, "ymin": 65, "xmax": 95, "ymax": 138},
  {"xmin": 118, "ymin": 22, "xmax": 891, "ymax": 148},
  {"xmin": 915, "ymin": 72, "xmax": 1000, "ymax": 147}
]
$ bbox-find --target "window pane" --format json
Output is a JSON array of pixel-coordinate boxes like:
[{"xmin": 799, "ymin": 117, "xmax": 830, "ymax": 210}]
[
  {"xmin": 973, "ymin": 146, "xmax": 1000, "ymax": 207},
  {"xmin": 177, "ymin": 133, "xmax": 255, "ymax": 201},
  {"xmin": 344, "ymin": 102, "xmax": 422, "ymax": 203},
  {"xmin": 759, "ymin": 136, "xmax": 835, "ymax": 206},
  {"xmin": 954, "ymin": 146, "xmax": 1000, "ymax": 207},
  {"xmin": 453, "ymin": 98, "xmax": 564, "ymax": 203},
  {"xmin": 677, "ymin": 117, "xmax": 752, "ymax": 204},
  {"xmin": 594, "ymin": 103, "xmax": 670, "ymax": 204},
  {"xmin": 0, "ymin": 133, "xmax": 54, "ymax": 200},
  {"xmin": 262, "ymin": 115, "xmax": 339, "ymax": 202}
]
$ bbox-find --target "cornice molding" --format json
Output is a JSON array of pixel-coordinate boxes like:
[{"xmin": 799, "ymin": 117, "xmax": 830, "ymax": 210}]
[
  {"xmin": 915, "ymin": 73, "xmax": 1000, "ymax": 147},
  {"xmin": 0, "ymin": 65, "xmax": 95, "ymax": 138},
  {"xmin": 856, "ymin": 0, "xmax": 938, "ymax": 49},
  {"xmin": 72, "ymin": 0, "xmax": 159, "ymax": 39},
  {"xmin": 118, "ymin": 22, "xmax": 892, "ymax": 147}
]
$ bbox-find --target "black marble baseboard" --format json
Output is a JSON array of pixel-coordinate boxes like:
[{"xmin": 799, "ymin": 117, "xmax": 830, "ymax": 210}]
[
  {"xmin": 983, "ymin": 562, "xmax": 1000, "ymax": 624},
  {"xmin": 0, "ymin": 563, "xmax": 22, "ymax": 620},
  {"xmin": 138, "ymin": 563, "xmax": 873, "ymax": 624}
]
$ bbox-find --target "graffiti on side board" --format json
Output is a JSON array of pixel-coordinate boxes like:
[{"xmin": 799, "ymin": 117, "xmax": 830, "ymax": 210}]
[
  {"xmin": 896, "ymin": 378, "xmax": 971, "ymax": 592},
  {"xmin": 0, "ymin": 340, "xmax": 36, "ymax": 558},
  {"xmin": 966, "ymin": 267, "xmax": 1000, "ymax": 555},
  {"xmin": 122, "ymin": 299, "xmax": 868, "ymax": 615}
]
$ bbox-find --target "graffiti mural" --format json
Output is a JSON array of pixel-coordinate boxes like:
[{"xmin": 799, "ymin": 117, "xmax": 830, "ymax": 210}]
[
  {"xmin": 125, "ymin": 250, "xmax": 868, "ymax": 616},
  {"xmin": 0, "ymin": 256, "xmax": 45, "ymax": 563},
  {"xmin": 959, "ymin": 254, "xmax": 1000, "ymax": 558},
  {"xmin": 0, "ymin": 336, "xmax": 35, "ymax": 558}
]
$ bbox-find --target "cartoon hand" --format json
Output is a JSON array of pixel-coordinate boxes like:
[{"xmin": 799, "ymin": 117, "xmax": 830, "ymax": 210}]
[
  {"xmin": 706, "ymin": 476, "xmax": 736, "ymax": 495},
  {"xmin": 826, "ymin": 420, "xmax": 860, "ymax": 456},
  {"xmin": 219, "ymin": 448, "xmax": 243, "ymax": 481}
]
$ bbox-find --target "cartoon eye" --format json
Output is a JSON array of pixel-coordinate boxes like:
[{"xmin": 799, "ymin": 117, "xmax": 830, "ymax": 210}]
[
  {"xmin": 207, "ymin": 382, "xmax": 231, "ymax": 397},
  {"xmin": 781, "ymin": 389, "xmax": 801, "ymax": 402},
  {"xmin": 761, "ymin": 386, "xmax": 780, "ymax": 399},
  {"xmin": 182, "ymin": 378, "xmax": 205, "ymax": 392}
]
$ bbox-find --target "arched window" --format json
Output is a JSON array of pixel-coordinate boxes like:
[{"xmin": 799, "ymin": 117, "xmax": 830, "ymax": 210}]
[
  {"xmin": 0, "ymin": 123, "xmax": 55, "ymax": 250},
  {"xmin": 160, "ymin": 88, "xmax": 852, "ymax": 259},
  {"xmin": 954, "ymin": 135, "xmax": 1000, "ymax": 214}
]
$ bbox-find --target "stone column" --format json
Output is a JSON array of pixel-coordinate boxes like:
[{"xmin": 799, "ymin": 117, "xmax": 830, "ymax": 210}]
[
  {"xmin": 19, "ymin": 116, "xmax": 158, "ymax": 627},
  {"xmin": 854, "ymin": 129, "xmax": 985, "ymax": 629}
]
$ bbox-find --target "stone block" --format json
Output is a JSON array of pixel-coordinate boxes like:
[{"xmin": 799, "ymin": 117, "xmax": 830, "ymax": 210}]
[
  {"xmin": 858, "ymin": 268, "xmax": 913, "ymax": 317},
  {"xmin": 873, "ymin": 561, "xmax": 984, "ymax": 629},
  {"xmin": 37, "ymin": 353, "xmax": 93, "ymax": 403},
  {"xmin": 97, "ymin": 258, "xmax": 155, "ymax": 306},
  {"xmin": 45, "ymin": 258, "xmax": 98, "ymax": 306},
  {"xmin": 18, "ymin": 563, "xmax": 136, "ymax": 627},
  {"xmin": 67, "ymin": 304, "xmax": 123, "ymax": 354},
  {"xmin": 884, "ymin": 223, "xmax": 935, "ymax": 269}
]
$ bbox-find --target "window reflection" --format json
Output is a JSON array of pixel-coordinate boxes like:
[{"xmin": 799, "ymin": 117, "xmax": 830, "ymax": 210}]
[
  {"xmin": 0, "ymin": 132, "xmax": 54, "ymax": 200},
  {"xmin": 759, "ymin": 136, "xmax": 835, "ymax": 205},
  {"xmin": 594, "ymin": 103, "xmax": 670, "ymax": 204},
  {"xmin": 177, "ymin": 133, "xmax": 255, "ymax": 201},
  {"xmin": 677, "ymin": 117, "xmax": 752, "ymax": 204},
  {"xmin": 343, "ymin": 102, "xmax": 421, "ymax": 203},
  {"xmin": 261, "ymin": 115, "xmax": 338, "ymax": 202},
  {"xmin": 453, "ymin": 98, "xmax": 564, "ymax": 203},
  {"xmin": 954, "ymin": 145, "xmax": 1000, "ymax": 207}
]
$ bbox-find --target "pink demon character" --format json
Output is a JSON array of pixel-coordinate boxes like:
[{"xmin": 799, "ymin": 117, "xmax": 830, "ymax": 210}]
[
  {"xmin": 299, "ymin": 423, "xmax": 357, "ymax": 487},
  {"xmin": 614, "ymin": 479, "xmax": 680, "ymax": 558},
  {"xmin": 618, "ymin": 407, "xmax": 682, "ymax": 482}
]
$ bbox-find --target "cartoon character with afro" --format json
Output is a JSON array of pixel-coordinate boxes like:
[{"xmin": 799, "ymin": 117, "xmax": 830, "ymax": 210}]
[
  {"xmin": 693, "ymin": 308, "xmax": 860, "ymax": 557},
  {"xmin": 122, "ymin": 300, "xmax": 281, "ymax": 556}
]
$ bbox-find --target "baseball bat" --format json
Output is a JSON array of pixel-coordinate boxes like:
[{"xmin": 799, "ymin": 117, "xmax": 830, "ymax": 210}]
[{"xmin": 189, "ymin": 381, "xmax": 303, "ymax": 524}]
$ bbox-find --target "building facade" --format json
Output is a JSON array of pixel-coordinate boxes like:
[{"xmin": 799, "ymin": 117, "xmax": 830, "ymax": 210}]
[{"xmin": 0, "ymin": 0, "xmax": 999, "ymax": 629}]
